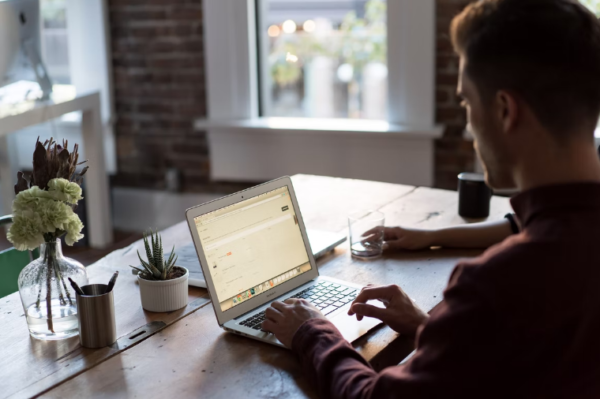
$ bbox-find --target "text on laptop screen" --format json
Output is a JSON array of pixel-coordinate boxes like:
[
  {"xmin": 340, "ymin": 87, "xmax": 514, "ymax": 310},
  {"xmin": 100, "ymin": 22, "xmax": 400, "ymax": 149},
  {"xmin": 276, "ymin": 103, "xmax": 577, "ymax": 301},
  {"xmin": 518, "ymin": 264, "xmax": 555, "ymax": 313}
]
[{"xmin": 194, "ymin": 186, "xmax": 312, "ymax": 312}]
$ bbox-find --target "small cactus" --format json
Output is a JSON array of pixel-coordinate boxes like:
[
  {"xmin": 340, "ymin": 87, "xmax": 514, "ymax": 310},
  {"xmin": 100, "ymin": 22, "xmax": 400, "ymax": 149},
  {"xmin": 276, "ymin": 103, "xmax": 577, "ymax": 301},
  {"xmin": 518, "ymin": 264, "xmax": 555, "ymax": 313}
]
[{"xmin": 130, "ymin": 230, "xmax": 178, "ymax": 281}]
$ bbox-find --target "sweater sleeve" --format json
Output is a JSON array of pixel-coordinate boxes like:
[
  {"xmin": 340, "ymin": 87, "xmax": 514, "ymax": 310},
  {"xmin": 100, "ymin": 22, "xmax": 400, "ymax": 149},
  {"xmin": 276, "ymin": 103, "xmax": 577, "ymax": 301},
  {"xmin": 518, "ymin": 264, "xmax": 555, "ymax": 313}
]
[
  {"xmin": 291, "ymin": 264, "xmax": 506, "ymax": 399},
  {"xmin": 292, "ymin": 318, "xmax": 382, "ymax": 399}
]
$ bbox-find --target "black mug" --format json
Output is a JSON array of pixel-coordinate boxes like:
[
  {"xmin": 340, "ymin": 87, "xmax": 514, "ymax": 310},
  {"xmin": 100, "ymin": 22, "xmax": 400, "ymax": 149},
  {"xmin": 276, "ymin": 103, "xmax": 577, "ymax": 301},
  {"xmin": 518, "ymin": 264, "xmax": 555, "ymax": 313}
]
[{"xmin": 457, "ymin": 172, "xmax": 492, "ymax": 218}]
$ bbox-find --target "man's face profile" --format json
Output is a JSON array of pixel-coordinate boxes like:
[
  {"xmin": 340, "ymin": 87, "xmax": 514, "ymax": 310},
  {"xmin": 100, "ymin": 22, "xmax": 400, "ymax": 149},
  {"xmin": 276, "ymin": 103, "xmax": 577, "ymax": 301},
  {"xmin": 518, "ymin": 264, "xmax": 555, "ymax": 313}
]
[{"xmin": 457, "ymin": 57, "xmax": 516, "ymax": 190}]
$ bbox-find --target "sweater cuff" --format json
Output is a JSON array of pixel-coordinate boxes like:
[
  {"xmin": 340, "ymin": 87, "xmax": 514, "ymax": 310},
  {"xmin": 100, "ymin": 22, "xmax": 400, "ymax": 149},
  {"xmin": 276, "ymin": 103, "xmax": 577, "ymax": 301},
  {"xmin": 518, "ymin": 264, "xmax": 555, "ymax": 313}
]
[{"xmin": 292, "ymin": 318, "xmax": 345, "ymax": 354}]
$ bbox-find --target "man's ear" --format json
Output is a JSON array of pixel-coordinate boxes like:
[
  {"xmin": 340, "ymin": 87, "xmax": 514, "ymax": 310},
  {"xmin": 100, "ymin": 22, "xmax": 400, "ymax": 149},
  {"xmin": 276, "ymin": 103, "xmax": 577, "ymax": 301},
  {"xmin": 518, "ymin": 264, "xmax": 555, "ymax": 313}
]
[{"xmin": 496, "ymin": 90, "xmax": 519, "ymax": 134}]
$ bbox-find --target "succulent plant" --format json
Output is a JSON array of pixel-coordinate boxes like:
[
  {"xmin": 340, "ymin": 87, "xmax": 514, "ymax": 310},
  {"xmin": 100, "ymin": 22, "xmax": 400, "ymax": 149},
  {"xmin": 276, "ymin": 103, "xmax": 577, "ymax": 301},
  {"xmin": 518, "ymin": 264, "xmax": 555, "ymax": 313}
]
[{"xmin": 130, "ymin": 230, "xmax": 179, "ymax": 281}]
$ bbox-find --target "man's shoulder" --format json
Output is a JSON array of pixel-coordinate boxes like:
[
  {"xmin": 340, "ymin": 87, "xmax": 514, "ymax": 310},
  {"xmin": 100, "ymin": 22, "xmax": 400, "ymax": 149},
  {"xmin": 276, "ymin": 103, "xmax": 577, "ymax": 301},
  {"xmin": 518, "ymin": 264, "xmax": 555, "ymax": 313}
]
[
  {"xmin": 448, "ymin": 233, "xmax": 578, "ymax": 312},
  {"xmin": 458, "ymin": 233, "xmax": 558, "ymax": 277}
]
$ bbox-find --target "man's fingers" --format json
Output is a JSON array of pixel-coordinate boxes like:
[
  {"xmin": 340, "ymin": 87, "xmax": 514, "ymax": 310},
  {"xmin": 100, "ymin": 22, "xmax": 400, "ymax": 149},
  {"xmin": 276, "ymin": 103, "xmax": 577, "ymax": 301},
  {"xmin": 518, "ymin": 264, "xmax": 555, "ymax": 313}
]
[
  {"xmin": 383, "ymin": 227, "xmax": 400, "ymax": 241},
  {"xmin": 262, "ymin": 319, "xmax": 277, "ymax": 333},
  {"xmin": 283, "ymin": 298, "xmax": 302, "ymax": 305},
  {"xmin": 383, "ymin": 239, "xmax": 405, "ymax": 252},
  {"xmin": 349, "ymin": 284, "xmax": 376, "ymax": 315},
  {"xmin": 265, "ymin": 306, "xmax": 284, "ymax": 323},
  {"xmin": 352, "ymin": 285, "xmax": 397, "ymax": 308},
  {"xmin": 363, "ymin": 226, "xmax": 383, "ymax": 237},
  {"xmin": 366, "ymin": 226, "xmax": 398, "ymax": 240},
  {"xmin": 271, "ymin": 301, "xmax": 288, "ymax": 312},
  {"xmin": 350, "ymin": 303, "xmax": 388, "ymax": 321}
]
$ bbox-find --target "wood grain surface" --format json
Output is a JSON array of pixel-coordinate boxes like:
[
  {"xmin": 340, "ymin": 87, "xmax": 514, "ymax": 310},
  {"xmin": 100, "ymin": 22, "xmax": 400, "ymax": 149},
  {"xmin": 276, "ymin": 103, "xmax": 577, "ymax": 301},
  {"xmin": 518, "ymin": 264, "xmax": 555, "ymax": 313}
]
[
  {"xmin": 0, "ymin": 223, "xmax": 210, "ymax": 399},
  {"xmin": 42, "ymin": 175, "xmax": 513, "ymax": 399}
]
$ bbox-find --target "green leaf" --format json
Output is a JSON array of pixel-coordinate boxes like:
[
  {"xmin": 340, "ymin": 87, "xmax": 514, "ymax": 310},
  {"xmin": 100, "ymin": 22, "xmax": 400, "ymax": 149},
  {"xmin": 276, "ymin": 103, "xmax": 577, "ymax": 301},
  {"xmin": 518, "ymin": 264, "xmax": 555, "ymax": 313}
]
[
  {"xmin": 143, "ymin": 233, "xmax": 153, "ymax": 268},
  {"xmin": 158, "ymin": 236, "xmax": 164, "ymax": 271},
  {"xmin": 149, "ymin": 231, "xmax": 155, "ymax": 259},
  {"xmin": 153, "ymin": 233, "xmax": 163, "ymax": 272},
  {"xmin": 129, "ymin": 266, "xmax": 146, "ymax": 274},
  {"xmin": 166, "ymin": 247, "xmax": 176, "ymax": 268},
  {"xmin": 167, "ymin": 255, "xmax": 178, "ymax": 276},
  {"xmin": 137, "ymin": 252, "xmax": 151, "ymax": 273},
  {"xmin": 138, "ymin": 250, "xmax": 161, "ymax": 278}
]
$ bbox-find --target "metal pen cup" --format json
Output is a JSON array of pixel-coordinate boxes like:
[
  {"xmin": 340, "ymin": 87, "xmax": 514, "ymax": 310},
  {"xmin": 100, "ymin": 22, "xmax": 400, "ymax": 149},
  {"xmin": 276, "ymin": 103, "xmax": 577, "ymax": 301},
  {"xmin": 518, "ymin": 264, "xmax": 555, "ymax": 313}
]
[{"xmin": 76, "ymin": 284, "xmax": 117, "ymax": 349}]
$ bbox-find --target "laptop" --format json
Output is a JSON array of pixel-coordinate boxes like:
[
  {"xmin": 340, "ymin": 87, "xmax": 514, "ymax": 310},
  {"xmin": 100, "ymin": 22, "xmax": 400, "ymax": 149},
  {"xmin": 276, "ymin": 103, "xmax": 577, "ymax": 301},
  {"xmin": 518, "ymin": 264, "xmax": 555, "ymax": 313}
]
[
  {"xmin": 140, "ymin": 229, "xmax": 346, "ymax": 288},
  {"xmin": 307, "ymin": 229, "xmax": 346, "ymax": 259},
  {"xmin": 185, "ymin": 176, "xmax": 382, "ymax": 347}
]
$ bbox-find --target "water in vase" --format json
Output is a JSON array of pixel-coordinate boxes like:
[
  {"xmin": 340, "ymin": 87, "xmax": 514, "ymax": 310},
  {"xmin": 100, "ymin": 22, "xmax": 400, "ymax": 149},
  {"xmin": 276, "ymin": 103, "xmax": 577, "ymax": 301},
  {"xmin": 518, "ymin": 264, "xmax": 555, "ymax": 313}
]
[{"xmin": 25, "ymin": 299, "xmax": 79, "ymax": 340}]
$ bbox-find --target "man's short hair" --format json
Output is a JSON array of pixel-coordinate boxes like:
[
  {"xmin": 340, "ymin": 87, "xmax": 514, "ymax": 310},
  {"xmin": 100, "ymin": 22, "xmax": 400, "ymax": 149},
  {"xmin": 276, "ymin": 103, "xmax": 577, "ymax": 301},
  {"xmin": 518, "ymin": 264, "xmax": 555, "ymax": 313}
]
[{"xmin": 451, "ymin": 0, "xmax": 600, "ymax": 136}]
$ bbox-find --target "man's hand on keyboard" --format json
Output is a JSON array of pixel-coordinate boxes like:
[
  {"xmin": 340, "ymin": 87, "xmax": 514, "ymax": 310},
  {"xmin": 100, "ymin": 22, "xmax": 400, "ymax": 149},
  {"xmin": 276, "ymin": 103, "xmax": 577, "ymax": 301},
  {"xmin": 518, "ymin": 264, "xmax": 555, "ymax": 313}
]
[
  {"xmin": 262, "ymin": 298, "xmax": 327, "ymax": 348},
  {"xmin": 348, "ymin": 284, "xmax": 429, "ymax": 336}
]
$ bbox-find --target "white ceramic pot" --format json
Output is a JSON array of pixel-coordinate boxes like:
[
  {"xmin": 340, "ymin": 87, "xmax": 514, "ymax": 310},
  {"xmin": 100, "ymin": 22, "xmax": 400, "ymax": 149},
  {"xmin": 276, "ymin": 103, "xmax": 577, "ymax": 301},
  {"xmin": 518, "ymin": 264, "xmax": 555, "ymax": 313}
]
[{"xmin": 137, "ymin": 267, "xmax": 189, "ymax": 312}]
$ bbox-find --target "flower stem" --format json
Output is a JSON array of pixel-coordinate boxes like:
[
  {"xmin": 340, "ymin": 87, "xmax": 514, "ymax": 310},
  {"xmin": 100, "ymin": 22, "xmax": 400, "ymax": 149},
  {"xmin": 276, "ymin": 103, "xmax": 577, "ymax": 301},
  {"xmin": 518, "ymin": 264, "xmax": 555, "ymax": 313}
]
[
  {"xmin": 34, "ymin": 262, "xmax": 44, "ymax": 309},
  {"xmin": 51, "ymin": 255, "xmax": 66, "ymax": 306},
  {"xmin": 42, "ymin": 237, "xmax": 58, "ymax": 333},
  {"xmin": 53, "ymin": 255, "xmax": 73, "ymax": 306},
  {"xmin": 46, "ymin": 258, "xmax": 54, "ymax": 333}
]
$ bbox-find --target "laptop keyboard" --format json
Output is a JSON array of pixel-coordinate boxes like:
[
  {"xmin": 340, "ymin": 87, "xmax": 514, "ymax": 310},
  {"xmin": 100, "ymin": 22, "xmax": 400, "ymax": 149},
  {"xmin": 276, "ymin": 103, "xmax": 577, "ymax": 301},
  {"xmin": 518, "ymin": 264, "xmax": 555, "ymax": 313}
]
[{"xmin": 239, "ymin": 281, "xmax": 359, "ymax": 332}]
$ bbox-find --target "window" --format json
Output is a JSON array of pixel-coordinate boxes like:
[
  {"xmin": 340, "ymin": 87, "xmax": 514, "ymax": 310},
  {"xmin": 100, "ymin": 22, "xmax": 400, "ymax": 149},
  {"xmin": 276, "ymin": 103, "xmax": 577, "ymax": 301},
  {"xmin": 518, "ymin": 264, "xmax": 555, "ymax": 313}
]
[
  {"xmin": 202, "ymin": 0, "xmax": 437, "ymax": 185},
  {"xmin": 40, "ymin": 0, "xmax": 70, "ymax": 84},
  {"xmin": 257, "ymin": 0, "xmax": 387, "ymax": 120},
  {"xmin": 581, "ymin": 0, "xmax": 600, "ymax": 16},
  {"xmin": 580, "ymin": 0, "xmax": 600, "ymax": 132}
]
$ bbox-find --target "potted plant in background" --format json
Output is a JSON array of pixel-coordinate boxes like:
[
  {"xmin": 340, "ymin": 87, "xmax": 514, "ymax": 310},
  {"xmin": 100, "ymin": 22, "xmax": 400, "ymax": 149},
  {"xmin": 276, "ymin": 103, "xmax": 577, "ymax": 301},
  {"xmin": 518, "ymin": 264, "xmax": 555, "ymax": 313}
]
[
  {"xmin": 130, "ymin": 230, "xmax": 188, "ymax": 312},
  {"xmin": 8, "ymin": 138, "xmax": 89, "ymax": 340}
]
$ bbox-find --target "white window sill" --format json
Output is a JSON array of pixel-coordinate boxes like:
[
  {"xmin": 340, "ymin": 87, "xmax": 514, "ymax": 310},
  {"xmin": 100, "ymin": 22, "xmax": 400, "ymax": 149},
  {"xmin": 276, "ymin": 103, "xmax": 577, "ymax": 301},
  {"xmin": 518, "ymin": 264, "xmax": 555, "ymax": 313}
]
[
  {"xmin": 194, "ymin": 117, "xmax": 444, "ymax": 140},
  {"xmin": 197, "ymin": 117, "xmax": 444, "ymax": 186}
]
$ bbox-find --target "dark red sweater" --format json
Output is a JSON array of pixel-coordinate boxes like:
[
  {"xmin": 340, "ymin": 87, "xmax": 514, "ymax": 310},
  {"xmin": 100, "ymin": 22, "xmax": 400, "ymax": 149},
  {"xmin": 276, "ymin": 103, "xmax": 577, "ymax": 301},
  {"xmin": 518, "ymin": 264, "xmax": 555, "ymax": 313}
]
[{"xmin": 292, "ymin": 183, "xmax": 600, "ymax": 398}]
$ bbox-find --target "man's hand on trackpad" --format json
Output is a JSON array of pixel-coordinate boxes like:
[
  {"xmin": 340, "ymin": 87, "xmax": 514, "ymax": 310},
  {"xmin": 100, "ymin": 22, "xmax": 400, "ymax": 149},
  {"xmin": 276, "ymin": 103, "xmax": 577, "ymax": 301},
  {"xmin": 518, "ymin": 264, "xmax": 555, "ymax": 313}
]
[{"xmin": 348, "ymin": 284, "xmax": 429, "ymax": 336}]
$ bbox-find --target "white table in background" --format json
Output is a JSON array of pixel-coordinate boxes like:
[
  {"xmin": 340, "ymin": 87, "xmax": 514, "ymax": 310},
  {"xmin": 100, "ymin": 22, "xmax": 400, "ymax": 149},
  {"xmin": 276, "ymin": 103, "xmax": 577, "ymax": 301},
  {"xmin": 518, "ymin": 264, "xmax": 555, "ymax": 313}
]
[{"xmin": 0, "ymin": 87, "xmax": 113, "ymax": 248}]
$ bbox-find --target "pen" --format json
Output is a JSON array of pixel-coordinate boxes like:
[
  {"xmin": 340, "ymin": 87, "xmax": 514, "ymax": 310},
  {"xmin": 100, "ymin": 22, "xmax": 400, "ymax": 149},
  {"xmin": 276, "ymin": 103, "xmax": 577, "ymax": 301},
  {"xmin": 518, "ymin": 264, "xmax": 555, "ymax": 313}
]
[
  {"xmin": 68, "ymin": 277, "xmax": 85, "ymax": 296},
  {"xmin": 107, "ymin": 271, "xmax": 119, "ymax": 292}
]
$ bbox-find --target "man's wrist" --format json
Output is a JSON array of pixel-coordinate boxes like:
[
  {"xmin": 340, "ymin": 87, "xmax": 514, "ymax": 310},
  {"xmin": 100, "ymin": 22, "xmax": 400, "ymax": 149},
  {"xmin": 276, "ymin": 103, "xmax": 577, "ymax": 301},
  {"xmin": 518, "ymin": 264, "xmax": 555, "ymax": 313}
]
[
  {"xmin": 407, "ymin": 309, "xmax": 430, "ymax": 336},
  {"xmin": 424, "ymin": 229, "xmax": 438, "ymax": 247}
]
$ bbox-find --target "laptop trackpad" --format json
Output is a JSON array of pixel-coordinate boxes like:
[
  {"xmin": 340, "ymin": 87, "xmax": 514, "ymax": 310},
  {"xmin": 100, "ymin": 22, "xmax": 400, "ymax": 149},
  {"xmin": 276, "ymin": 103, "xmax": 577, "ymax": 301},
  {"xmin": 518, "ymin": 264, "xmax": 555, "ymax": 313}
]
[{"xmin": 329, "ymin": 301, "xmax": 385, "ymax": 343}]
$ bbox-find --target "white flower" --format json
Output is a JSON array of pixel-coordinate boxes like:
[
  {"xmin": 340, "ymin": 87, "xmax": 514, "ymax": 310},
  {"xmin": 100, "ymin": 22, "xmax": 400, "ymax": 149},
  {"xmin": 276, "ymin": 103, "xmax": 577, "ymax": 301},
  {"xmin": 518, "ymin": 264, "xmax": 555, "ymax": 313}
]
[
  {"xmin": 36, "ymin": 198, "xmax": 75, "ymax": 232},
  {"xmin": 8, "ymin": 184, "xmax": 85, "ymax": 250},
  {"xmin": 12, "ymin": 186, "xmax": 58, "ymax": 212},
  {"xmin": 64, "ymin": 214, "xmax": 84, "ymax": 246},
  {"xmin": 7, "ymin": 211, "xmax": 46, "ymax": 251},
  {"xmin": 48, "ymin": 178, "xmax": 83, "ymax": 205}
]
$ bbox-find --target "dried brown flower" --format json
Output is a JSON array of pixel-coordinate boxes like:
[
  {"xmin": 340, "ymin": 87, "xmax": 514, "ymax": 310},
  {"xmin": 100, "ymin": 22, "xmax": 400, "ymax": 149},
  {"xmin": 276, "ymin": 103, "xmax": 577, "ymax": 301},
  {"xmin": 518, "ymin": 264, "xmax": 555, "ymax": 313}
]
[{"xmin": 15, "ymin": 137, "xmax": 88, "ymax": 195}]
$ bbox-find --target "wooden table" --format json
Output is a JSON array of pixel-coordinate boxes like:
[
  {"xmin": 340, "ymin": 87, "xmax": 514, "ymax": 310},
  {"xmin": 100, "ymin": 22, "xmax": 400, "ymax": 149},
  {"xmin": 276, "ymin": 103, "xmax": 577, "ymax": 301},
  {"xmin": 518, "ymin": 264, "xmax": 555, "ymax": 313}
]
[{"xmin": 0, "ymin": 175, "xmax": 513, "ymax": 399}]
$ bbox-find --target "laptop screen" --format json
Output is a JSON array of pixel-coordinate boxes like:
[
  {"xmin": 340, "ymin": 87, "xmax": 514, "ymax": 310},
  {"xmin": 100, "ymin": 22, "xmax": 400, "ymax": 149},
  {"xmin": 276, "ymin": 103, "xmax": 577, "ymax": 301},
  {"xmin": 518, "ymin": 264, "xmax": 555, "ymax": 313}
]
[{"xmin": 194, "ymin": 186, "xmax": 312, "ymax": 312}]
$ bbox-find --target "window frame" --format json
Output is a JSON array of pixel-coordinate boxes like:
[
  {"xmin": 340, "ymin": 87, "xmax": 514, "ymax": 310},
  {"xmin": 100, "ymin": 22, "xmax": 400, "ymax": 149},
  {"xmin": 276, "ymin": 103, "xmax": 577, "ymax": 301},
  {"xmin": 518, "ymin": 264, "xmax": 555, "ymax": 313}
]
[{"xmin": 204, "ymin": 0, "xmax": 435, "ymax": 126}]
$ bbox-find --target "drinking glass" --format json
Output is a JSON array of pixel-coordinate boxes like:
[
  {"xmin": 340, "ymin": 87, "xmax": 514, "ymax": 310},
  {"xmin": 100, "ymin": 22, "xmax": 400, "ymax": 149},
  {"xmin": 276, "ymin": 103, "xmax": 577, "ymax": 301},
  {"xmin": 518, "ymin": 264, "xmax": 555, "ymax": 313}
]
[{"xmin": 348, "ymin": 210, "xmax": 385, "ymax": 260}]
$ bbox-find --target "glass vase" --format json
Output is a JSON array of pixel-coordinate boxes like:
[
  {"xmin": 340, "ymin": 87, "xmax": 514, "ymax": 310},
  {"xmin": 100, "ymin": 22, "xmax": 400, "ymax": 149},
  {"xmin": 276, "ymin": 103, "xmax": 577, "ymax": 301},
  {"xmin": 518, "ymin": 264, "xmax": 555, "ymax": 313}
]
[{"xmin": 17, "ymin": 239, "xmax": 88, "ymax": 340}]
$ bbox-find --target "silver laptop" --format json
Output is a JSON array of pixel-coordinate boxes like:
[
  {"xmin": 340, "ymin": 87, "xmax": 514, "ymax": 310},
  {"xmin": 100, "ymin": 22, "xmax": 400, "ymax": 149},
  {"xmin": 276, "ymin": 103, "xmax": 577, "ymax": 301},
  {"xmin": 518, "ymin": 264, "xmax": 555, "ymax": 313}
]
[
  {"xmin": 133, "ymin": 231, "xmax": 345, "ymax": 288},
  {"xmin": 185, "ymin": 176, "xmax": 382, "ymax": 347},
  {"xmin": 307, "ymin": 229, "xmax": 346, "ymax": 259}
]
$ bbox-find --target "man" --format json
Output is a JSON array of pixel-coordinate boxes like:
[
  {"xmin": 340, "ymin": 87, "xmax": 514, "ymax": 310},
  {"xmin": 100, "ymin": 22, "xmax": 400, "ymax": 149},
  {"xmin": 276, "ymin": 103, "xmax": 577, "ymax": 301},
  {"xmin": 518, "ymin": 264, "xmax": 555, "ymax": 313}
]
[{"xmin": 261, "ymin": 0, "xmax": 600, "ymax": 397}]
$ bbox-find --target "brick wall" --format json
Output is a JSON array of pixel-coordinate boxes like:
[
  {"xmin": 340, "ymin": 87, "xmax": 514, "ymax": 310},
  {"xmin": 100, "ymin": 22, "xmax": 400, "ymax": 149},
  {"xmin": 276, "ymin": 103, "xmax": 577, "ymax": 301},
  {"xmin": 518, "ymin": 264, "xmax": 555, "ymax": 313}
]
[
  {"xmin": 108, "ymin": 0, "xmax": 474, "ymax": 192},
  {"xmin": 435, "ymin": 0, "xmax": 475, "ymax": 190},
  {"xmin": 108, "ymin": 0, "xmax": 213, "ymax": 192}
]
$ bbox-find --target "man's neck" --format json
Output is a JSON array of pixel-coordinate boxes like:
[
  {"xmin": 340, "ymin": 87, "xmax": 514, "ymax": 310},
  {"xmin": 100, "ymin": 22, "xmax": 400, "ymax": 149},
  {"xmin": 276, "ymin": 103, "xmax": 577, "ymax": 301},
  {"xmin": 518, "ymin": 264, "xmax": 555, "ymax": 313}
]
[{"xmin": 514, "ymin": 140, "xmax": 600, "ymax": 191}]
